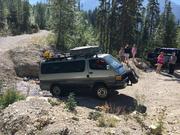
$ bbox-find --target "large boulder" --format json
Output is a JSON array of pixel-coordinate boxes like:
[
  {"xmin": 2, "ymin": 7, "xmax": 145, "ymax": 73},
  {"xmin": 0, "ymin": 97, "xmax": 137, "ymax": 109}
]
[{"xmin": 9, "ymin": 45, "xmax": 42, "ymax": 78}]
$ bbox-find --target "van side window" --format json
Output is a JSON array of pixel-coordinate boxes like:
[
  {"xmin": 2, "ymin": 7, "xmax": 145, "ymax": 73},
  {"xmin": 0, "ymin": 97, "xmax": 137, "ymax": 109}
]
[
  {"xmin": 41, "ymin": 60, "xmax": 85, "ymax": 74},
  {"xmin": 89, "ymin": 59, "xmax": 107, "ymax": 70}
]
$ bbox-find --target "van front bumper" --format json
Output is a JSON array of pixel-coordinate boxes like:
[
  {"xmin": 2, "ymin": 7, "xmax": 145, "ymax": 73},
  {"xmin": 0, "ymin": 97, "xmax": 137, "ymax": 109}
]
[{"xmin": 109, "ymin": 77, "xmax": 128, "ymax": 90}]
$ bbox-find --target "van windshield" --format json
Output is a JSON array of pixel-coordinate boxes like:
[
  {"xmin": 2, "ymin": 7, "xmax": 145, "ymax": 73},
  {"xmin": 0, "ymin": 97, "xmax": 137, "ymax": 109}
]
[{"xmin": 104, "ymin": 55, "xmax": 123, "ymax": 70}]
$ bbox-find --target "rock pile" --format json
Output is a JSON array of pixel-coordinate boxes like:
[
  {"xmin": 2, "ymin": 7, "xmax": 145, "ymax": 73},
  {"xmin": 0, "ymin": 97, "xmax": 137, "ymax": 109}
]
[
  {"xmin": 0, "ymin": 97, "xmax": 53, "ymax": 135},
  {"xmin": 0, "ymin": 53, "xmax": 16, "ymax": 83}
]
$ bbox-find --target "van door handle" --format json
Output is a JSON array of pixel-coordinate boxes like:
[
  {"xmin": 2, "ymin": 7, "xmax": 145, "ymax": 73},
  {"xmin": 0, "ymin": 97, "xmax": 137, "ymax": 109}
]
[
  {"xmin": 87, "ymin": 75, "xmax": 90, "ymax": 78},
  {"xmin": 89, "ymin": 72, "xmax": 93, "ymax": 74}
]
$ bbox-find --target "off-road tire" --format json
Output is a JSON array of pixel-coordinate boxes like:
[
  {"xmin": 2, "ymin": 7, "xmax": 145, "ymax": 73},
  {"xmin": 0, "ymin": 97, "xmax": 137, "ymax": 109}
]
[
  {"xmin": 51, "ymin": 85, "xmax": 62, "ymax": 97},
  {"xmin": 94, "ymin": 85, "xmax": 109, "ymax": 99}
]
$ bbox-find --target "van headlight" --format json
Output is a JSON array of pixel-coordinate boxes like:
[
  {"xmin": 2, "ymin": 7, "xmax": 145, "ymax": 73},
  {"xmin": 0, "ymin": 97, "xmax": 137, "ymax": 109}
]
[{"xmin": 115, "ymin": 75, "xmax": 122, "ymax": 81}]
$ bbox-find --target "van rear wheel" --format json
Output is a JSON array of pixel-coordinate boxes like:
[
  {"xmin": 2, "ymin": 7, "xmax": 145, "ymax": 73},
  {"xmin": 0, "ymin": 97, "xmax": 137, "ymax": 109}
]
[
  {"xmin": 94, "ymin": 85, "xmax": 109, "ymax": 99},
  {"xmin": 51, "ymin": 85, "xmax": 61, "ymax": 97}
]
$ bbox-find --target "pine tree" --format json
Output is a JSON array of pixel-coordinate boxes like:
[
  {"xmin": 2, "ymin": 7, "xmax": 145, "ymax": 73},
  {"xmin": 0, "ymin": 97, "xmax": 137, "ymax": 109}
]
[
  {"xmin": 162, "ymin": 1, "xmax": 177, "ymax": 47},
  {"xmin": 50, "ymin": 0, "xmax": 77, "ymax": 50},
  {"xmin": 97, "ymin": 0, "xmax": 110, "ymax": 52},
  {"xmin": 45, "ymin": 6, "xmax": 51, "ymax": 29},
  {"xmin": 73, "ymin": 11, "xmax": 98, "ymax": 47},
  {"xmin": 108, "ymin": 0, "xmax": 118, "ymax": 53},
  {"xmin": 0, "ymin": 0, "xmax": 5, "ymax": 31},
  {"xmin": 2, "ymin": 0, "xmax": 32, "ymax": 35},
  {"xmin": 119, "ymin": 0, "xmax": 139, "ymax": 46},
  {"xmin": 34, "ymin": 2, "xmax": 46, "ymax": 29},
  {"xmin": 7, "ymin": 0, "xmax": 19, "ymax": 35},
  {"xmin": 97, "ymin": 0, "xmax": 143, "ymax": 53},
  {"xmin": 21, "ymin": 0, "xmax": 30, "ymax": 32},
  {"xmin": 177, "ymin": 27, "xmax": 180, "ymax": 48},
  {"xmin": 153, "ymin": 17, "xmax": 165, "ymax": 47},
  {"xmin": 135, "ymin": 0, "xmax": 144, "ymax": 46},
  {"xmin": 144, "ymin": 0, "xmax": 160, "ymax": 48}
]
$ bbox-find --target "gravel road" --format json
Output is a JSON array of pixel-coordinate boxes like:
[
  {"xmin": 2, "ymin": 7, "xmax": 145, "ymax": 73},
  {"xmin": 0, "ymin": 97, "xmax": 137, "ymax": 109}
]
[{"xmin": 0, "ymin": 30, "xmax": 50, "ymax": 53}]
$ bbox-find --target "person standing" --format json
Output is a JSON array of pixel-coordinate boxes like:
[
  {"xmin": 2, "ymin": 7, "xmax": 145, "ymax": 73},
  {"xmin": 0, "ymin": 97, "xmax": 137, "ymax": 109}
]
[
  {"xmin": 119, "ymin": 47, "xmax": 125, "ymax": 62},
  {"xmin": 131, "ymin": 44, "xmax": 137, "ymax": 61},
  {"xmin": 156, "ymin": 52, "xmax": 165, "ymax": 73},
  {"xmin": 168, "ymin": 52, "xmax": 177, "ymax": 74},
  {"xmin": 124, "ymin": 44, "xmax": 131, "ymax": 63}
]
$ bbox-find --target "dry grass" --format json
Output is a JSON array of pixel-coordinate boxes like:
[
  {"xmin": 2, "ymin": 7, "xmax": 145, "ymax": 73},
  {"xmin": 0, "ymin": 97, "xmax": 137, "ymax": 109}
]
[
  {"xmin": 97, "ymin": 115, "xmax": 119, "ymax": 127},
  {"xmin": 148, "ymin": 106, "xmax": 167, "ymax": 135},
  {"xmin": 48, "ymin": 98, "xmax": 62, "ymax": 106},
  {"xmin": 133, "ymin": 112, "xmax": 149, "ymax": 132},
  {"xmin": 88, "ymin": 111, "xmax": 102, "ymax": 121},
  {"xmin": 96, "ymin": 102, "xmax": 126, "ymax": 115},
  {"xmin": 30, "ymin": 33, "xmax": 55, "ymax": 46}
]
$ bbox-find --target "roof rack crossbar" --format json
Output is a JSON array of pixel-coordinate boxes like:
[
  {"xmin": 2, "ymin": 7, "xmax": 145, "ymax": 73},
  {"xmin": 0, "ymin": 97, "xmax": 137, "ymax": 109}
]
[{"xmin": 45, "ymin": 53, "xmax": 99, "ymax": 62}]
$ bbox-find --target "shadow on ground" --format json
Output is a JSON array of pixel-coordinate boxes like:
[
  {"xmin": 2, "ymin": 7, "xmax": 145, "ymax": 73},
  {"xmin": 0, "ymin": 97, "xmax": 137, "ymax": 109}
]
[
  {"xmin": 61, "ymin": 91, "xmax": 147, "ymax": 114},
  {"xmin": 161, "ymin": 69, "xmax": 180, "ymax": 83}
]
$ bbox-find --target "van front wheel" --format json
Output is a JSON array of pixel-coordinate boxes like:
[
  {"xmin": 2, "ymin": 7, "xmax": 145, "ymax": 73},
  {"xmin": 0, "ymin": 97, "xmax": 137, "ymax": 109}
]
[
  {"xmin": 94, "ymin": 85, "xmax": 109, "ymax": 99},
  {"xmin": 51, "ymin": 85, "xmax": 61, "ymax": 97}
]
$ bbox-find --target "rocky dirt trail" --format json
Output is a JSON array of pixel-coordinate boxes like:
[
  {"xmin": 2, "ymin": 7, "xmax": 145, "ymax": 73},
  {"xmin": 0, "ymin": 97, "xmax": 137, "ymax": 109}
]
[
  {"xmin": 0, "ymin": 69, "xmax": 179, "ymax": 135},
  {"xmin": 0, "ymin": 30, "xmax": 49, "ymax": 53},
  {"xmin": 0, "ymin": 31, "xmax": 180, "ymax": 134},
  {"xmin": 120, "ymin": 70, "xmax": 180, "ymax": 134}
]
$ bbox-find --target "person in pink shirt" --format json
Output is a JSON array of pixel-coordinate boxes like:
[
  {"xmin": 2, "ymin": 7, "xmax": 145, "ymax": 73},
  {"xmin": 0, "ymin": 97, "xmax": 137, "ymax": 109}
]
[
  {"xmin": 131, "ymin": 44, "xmax": 137, "ymax": 61},
  {"xmin": 156, "ymin": 52, "xmax": 164, "ymax": 73}
]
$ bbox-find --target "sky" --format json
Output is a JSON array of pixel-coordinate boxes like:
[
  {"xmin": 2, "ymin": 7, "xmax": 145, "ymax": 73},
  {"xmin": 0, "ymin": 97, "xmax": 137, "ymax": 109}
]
[
  {"xmin": 29, "ymin": 0, "xmax": 46, "ymax": 5},
  {"xmin": 172, "ymin": 0, "xmax": 180, "ymax": 4}
]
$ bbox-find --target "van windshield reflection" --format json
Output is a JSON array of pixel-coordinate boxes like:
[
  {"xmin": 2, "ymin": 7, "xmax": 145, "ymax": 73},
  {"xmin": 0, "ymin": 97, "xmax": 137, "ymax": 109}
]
[{"xmin": 104, "ymin": 55, "xmax": 123, "ymax": 70}]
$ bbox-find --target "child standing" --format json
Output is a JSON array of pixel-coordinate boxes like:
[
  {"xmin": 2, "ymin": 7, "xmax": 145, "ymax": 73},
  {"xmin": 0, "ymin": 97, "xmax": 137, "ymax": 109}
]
[{"xmin": 124, "ymin": 44, "xmax": 131, "ymax": 63}]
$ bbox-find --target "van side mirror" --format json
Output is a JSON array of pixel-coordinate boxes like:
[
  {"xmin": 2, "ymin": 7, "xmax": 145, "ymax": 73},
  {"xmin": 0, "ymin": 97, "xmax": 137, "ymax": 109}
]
[{"xmin": 106, "ymin": 65, "xmax": 110, "ymax": 70}]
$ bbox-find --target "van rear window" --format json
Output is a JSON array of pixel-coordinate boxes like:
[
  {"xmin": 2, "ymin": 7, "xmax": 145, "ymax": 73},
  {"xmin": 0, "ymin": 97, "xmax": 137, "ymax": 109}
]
[{"xmin": 41, "ymin": 60, "xmax": 85, "ymax": 74}]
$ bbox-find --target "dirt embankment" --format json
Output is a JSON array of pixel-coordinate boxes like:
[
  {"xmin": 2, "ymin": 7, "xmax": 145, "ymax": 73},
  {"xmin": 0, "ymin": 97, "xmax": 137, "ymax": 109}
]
[{"xmin": 0, "ymin": 30, "xmax": 51, "ymax": 84}]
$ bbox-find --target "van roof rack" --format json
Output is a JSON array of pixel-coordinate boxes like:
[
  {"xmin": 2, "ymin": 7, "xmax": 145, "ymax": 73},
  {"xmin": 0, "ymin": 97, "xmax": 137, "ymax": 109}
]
[
  {"xmin": 45, "ymin": 54, "xmax": 99, "ymax": 62},
  {"xmin": 45, "ymin": 46, "xmax": 101, "ymax": 62}
]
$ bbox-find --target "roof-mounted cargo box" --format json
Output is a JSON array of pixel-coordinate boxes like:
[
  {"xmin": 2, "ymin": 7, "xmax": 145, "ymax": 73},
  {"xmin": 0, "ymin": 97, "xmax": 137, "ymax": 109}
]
[{"xmin": 70, "ymin": 46, "xmax": 100, "ymax": 57}]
